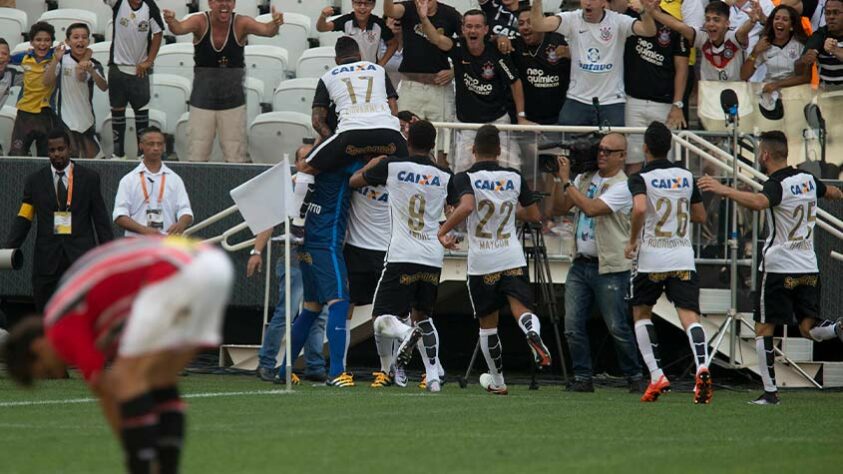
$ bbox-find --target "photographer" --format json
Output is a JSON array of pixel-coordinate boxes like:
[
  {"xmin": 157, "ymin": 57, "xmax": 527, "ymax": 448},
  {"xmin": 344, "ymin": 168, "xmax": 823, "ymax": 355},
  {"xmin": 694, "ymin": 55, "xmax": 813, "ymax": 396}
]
[{"xmin": 551, "ymin": 133, "xmax": 643, "ymax": 392}]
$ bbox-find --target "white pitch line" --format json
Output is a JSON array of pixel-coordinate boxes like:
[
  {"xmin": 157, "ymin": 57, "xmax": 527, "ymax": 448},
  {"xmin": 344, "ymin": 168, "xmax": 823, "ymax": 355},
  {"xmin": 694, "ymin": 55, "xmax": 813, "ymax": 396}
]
[{"xmin": 0, "ymin": 389, "xmax": 294, "ymax": 408}]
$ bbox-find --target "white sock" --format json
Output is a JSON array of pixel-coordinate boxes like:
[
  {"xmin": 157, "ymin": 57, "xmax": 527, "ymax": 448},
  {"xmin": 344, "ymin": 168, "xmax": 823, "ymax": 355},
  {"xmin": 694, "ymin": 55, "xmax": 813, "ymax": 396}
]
[
  {"xmin": 686, "ymin": 323, "xmax": 709, "ymax": 372},
  {"xmin": 480, "ymin": 327, "xmax": 505, "ymax": 387},
  {"xmin": 755, "ymin": 336, "xmax": 777, "ymax": 393},
  {"xmin": 517, "ymin": 312, "xmax": 541, "ymax": 336},
  {"xmin": 634, "ymin": 319, "xmax": 664, "ymax": 380},
  {"xmin": 374, "ymin": 314, "xmax": 413, "ymax": 339},
  {"xmin": 809, "ymin": 320, "xmax": 837, "ymax": 341},
  {"xmin": 291, "ymin": 172, "xmax": 315, "ymax": 226},
  {"xmin": 374, "ymin": 332, "xmax": 395, "ymax": 372}
]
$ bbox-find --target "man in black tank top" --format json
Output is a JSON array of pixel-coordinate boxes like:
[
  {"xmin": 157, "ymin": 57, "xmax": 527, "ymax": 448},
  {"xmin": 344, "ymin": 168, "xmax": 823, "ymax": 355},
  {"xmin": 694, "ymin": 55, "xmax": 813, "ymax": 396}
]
[{"xmin": 163, "ymin": 1, "xmax": 284, "ymax": 163}]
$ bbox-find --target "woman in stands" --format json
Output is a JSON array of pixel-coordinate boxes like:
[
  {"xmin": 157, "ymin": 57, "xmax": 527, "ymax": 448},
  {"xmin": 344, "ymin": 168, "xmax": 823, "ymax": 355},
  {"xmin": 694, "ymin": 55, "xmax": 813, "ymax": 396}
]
[{"xmin": 740, "ymin": 5, "xmax": 810, "ymax": 90}]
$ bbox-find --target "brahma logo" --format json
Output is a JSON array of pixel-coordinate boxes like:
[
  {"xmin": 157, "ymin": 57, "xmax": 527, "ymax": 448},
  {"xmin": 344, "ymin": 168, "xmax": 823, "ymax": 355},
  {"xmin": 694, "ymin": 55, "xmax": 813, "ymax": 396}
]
[
  {"xmin": 790, "ymin": 180, "xmax": 816, "ymax": 195},
  {"xmin": 474, "ymin": 179, "xmax": 515, "ymax": 191},
  {"xmin": 332, "ymin": 63, "xmax": 378, "ymax": 75},
  {"xmin": 651, "ymin": 177, "xmax": 691, "ymax": 189},
  {"xmin": 398, "ymin": 171, "xmax": 441, "ymax": 186}
]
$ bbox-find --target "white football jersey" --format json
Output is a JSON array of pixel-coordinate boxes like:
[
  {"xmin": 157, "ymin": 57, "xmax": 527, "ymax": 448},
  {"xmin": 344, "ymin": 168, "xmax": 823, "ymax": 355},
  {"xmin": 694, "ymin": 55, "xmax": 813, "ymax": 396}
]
[
  {"xmin": 761, "ymin": 168, "xmax": 827, "ymax": 273},
  {"xmin": 629, "ymin": 161, "xmax": 701, "ymax": 273},
  {"xmin": 347, "ymin": 184, "xmax": 391, "ymax": 252},
  {"xmin": 317, "ymin": 60, "xmax": 401, "ymax": 133},
  {"xmin": 452, "ymin": 163, "xmax": 538, "ymax": 275},
  {"xmin": 107, "ymin": 0, "xmax": 164, "ymax": 67},
  {"xmin": 56, "ymin": 55, "xmax": 100, "ymax": 133},
  {"xmin": 554, "ymin": 9, "xmax": 636, "ymax": 105},
  {"xmin": 363, "ymin": 155, "xmax": 452, "ymax": 268}
]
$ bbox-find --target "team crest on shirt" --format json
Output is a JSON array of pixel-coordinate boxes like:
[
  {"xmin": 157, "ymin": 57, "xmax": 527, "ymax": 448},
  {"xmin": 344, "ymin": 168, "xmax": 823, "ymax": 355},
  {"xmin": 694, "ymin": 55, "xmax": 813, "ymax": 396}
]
[
  {"xmin": 545, "ymin": 45, "xmax": 560, "ymax": 64},
  {"xmin": 599, "ymin": 26, "xmax": 612, "ymax": 41},
  {"xmin": 120, "ymin": 17, "xmax": 130, "ymax": 27},
  {"xmin": 723, "ymin": 48, "xmax": 734, "ymax": 59},
  {"xmin": 481, "ymin": 61, "xmax": 496, "ymax": 80},
  {"xmin": 657, "ymin": 27, "xmax": 671, "ymax": 47},
  {"xmin": 138, "ymin": 21, "xmax": 149, "ymax": 32}
]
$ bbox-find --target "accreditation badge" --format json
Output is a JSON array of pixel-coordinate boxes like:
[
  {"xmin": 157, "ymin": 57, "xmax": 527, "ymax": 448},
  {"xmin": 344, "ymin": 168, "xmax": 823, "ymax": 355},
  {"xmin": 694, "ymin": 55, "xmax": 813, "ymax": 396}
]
[
  {"xmin": 53, "ymin": 211, "xmax": 72, "ymax": 235},
  {"xmin": 146, "ymin": 208, "xmax": 164, "ymax": 231}
]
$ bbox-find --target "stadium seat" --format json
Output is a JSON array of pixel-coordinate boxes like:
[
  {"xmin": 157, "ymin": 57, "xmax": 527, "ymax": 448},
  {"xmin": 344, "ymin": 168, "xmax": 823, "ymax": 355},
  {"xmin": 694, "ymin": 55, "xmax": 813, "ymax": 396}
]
[
  {"xmin": 89, "ymin": 41, "xmax": 111, "ymax": 68},
  {"xmin": 249, "ymin": 12, "xmax": 309, "ymax": 66},
  {"xmin": 92, "ymin": 86, "xmax": 109, "ymax": 134},
  {"xmin": 155, "ymin": 42, "xmax": 195, "ymax": 82},
  {"xmin": 101, "ymin": 108, "xmax": 167, "ymax": 160},
  {"xmin": 271, "ymin": 78, "xmax": 318, "ymax": 115},
  {"xmin": 0, "ymin": 105, "xmax": 16, "ymax": 154},
  {"xmin": 16, "ymin": 1, "xmax": 47, "ymax": 33},
  {"xmin": 244, "ymin": 44, "xmax": 289, "ymax": 99},
  {"xmin": 249, "ymin": 111, "xmax": 315, "ymax": 164},
  {"xmin": 270, "ymin": 0, "xmax": 332, "ymax": 37},
  {"xmin": 39, "ymin": 9, "xmax": 98, "ymax": 43},
  {"xmin": 57, "ymin": 0, "xmax": 112, "ymax": 36},
  {"xmin": 0, "ymin": 8, "xmax": 27, "ymax": 45},
  {"xmin": 105, "ymin": 19, "xmax": 112, "ymax": 41},
  {"xmin": 340, "ymin": 0, "xmax": 383, "ymax": 16},
  {"xmin": 318, "ymin": 16, "xmax": 343, "ymax": 48},
  {"xmin": 174, "ymin": 111, "xmax": 225, "ymax": 162},
  {"xmin": 244, "ymin": 76, "xmax": 266, "ymax": 127},
  {"xmin": 157, "ymin": 0, "xmax": 191, "ymax": 20},
  {"xmin": 11, "ymin": 42, "xmax": 29, "ymax": 55},
  {"xmin": 150, "ymin": 74, "xmax": 192, "ymax": 134},
  {"xmin": 296, "ymin": 46, "xmax": 335, "ymax": 79},
  {"xmin": 198, "ymin": 0, "xmax": 262, "ymax": 17},
  {"xmin": 542, "ymin": 0, "xmax": 564, "ymax": 13}
]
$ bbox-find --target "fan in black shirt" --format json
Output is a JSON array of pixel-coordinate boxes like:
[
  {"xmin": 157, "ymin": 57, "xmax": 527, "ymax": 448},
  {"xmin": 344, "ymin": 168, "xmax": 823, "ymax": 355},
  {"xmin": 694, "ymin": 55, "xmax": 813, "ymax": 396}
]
[{"xmin": 511, "ymin": 7, "xmax": 570, "ymax": 125}]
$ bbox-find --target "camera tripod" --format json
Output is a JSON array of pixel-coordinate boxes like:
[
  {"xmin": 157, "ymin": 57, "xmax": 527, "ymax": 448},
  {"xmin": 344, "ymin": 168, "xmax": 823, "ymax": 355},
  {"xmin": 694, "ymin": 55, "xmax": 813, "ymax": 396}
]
[{"xmin": 457, "ymin": 222, "xmax": 570, "ymax": 389}]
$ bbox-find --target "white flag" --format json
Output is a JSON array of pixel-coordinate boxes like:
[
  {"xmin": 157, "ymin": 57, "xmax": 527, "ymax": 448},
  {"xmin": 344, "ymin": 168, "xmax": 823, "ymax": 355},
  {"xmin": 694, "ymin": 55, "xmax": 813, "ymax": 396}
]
[{"xmin": 230, "ymin": 157, "xmax": 295, "ymax": 235}]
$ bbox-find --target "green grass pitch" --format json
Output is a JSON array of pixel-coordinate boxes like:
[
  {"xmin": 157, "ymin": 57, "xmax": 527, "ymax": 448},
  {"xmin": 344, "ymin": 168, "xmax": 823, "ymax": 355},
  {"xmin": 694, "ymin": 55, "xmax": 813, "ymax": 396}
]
[{"xmin": 1, "ymin": 374, "xmax": 841, "ymax": 473}]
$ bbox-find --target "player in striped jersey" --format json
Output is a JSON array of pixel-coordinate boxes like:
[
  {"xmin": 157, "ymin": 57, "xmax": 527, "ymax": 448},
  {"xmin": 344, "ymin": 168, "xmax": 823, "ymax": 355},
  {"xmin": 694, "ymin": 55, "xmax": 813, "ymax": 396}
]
[
  {"xmin": 437, "ymin": 124, "xmax": 550, "ymax": 395},
  {"xmin": 699, "ymin": 131, "xmax": 843, "ymax": 405},
  {"xmin": 625, "ymin": 122, "xmax": 711, "ymax": 404},
  {"xmin": 2, "ymin": 236, "xmax": 234, "ymax": 474}
]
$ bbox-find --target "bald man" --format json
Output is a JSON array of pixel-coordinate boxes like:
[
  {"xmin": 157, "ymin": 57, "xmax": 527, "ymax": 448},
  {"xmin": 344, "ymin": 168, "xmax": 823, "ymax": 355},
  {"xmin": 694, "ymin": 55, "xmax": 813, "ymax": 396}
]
[{"xmin": 551, "ymin": 132, "xmax": 644, "ymax": 393}]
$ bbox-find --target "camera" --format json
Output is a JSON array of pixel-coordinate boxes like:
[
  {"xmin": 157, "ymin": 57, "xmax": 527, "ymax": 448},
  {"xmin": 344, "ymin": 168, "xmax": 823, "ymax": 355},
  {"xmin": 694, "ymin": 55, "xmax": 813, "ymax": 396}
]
[{"xmin": 538, "ymin": 132, "xmax": 602, "ymax": 176}]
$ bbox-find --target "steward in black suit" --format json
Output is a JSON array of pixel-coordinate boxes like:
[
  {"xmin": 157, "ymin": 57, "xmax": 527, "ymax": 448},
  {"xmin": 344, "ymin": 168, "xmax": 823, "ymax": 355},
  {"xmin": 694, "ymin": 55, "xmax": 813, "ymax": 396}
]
[{"xmin": 5, "ymin": 129, "xmax": 114, "ymax": 312}]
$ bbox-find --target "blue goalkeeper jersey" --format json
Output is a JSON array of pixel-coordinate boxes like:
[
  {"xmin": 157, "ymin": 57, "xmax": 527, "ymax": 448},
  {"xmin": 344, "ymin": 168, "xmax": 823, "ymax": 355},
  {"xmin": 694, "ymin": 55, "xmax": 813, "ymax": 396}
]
[{"xmin": 303, "ymin": 162, "xmax": 361, "ymax": 250}]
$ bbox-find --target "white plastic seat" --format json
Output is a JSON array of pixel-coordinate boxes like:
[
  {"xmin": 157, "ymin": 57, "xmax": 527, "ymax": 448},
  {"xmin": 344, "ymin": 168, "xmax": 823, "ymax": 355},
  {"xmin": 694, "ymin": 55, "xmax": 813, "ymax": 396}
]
[
  {"xmin": 318, "ymin": 30, "xmax": 343, "ymax": 49},
  {"xmin": 90, "ymin": 41, "xmax": 111, "ymax": 68},
  {"xmin": 270, "ymin": 0, "xmax": 331, "ymax": 37},
  {"xmin": 341, "ymin": 0, "xmax": 383, "ymax": 16},
  {"xmin": 174, "ymin": 111, "xmax": 225, "ymax": 162},
  {"xmin": 0, "ymin": 105, "xmax": 17, "ymax": 154},
  {"xmin": 198, "ymin": 0, "xmax": 262, "ymax": 17},
  {"xmin": 92, "ymin": 86, "xmax": 110, "ymax": 134},
  {"xmin": 155, "ymin": 43, "xmax": 195, "ymax": 82},
  {"xmin": 244, "ymin": 76, "xmax": 266, "ymax": 126},
  {"xmin": 101, "ymin": 108, "xmax": 167, "ymax": 159},
  {"xmin": 57, "ymin": 0, "xmax": 112, "ymax": 35},
  {"xmin": 244, "ymin": 44, "xmax": 289, "ymax": 99},
  {"xmin": 440, "ymin": 0, "xmax": 478, "ymax": 13},
  {"xmin": 271, "ymin": 78, "xmax": 317, "ymax": 115},
  {"xmin": 39, "ymin": 9, "xmax": 98, "ymax": 43},
  {"xmin": 17, "ymin": 1, "xmax": 47, "ymax": 34},
  {"xmin": 11, "ymin": 42, "xmax": 30, "ymax": 55},
  {"xmin": 165, "ymin": 11, "xmax": 199, "ymax": 43},
  {"xmin": 105, "ymin": 19, "xmax": 113, "ymax": 41},
  {"xmin": 296, "ymin": 46, "xmax": 335, "ymax": 79},
  {"xmin": 249, "ymin": 111, "xmax": 314, "ymax": 164},
  {"xmin": 150, "ymin": 74, "xmax": 193, "ymax": 134},
  {"xmin": 249, "ymin": 12, "xmax": 310, "ymax": 66},
  {"xmin": 156, "ymin": 0, "xmax": 191, "ymax": 19},
  {"xmin": 0, "ymin": 8, "xmax": 27, "ymax": 45}
]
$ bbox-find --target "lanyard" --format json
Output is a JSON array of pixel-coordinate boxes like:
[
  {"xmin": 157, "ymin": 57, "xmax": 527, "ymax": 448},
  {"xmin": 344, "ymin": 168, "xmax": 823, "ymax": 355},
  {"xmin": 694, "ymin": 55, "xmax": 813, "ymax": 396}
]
[
  {"xmin": 139, "ymin": 172, "xmax": 166, "ymax": 206},
  {"xmin": 56, "ymin": 166, "xmax": 74, "ymax": 209}
]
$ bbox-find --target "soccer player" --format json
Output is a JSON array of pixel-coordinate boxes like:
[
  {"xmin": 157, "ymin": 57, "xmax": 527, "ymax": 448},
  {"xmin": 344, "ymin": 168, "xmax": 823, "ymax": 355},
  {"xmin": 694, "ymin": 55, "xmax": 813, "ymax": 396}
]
[
  {"xmin": 291, "ymin": 37, "xmax": 408, "ymax": 232},
  {"xmin": 437, "ymin": 124, "xmax": 551, "ymax": 395},
  {"xmin": 624, "ymin": 121, "xmax": 712, "ymax": 404},
  {"xmin": 2, "ymin": 236, "xmax": 234, "ymax": 474},
  {"xmin": 699, "ymin": 131, "xmax": 843, "ymax": 405},
  {"xmin": 349, "ymin": 120, "xmax": 451, "ymax": 393}
]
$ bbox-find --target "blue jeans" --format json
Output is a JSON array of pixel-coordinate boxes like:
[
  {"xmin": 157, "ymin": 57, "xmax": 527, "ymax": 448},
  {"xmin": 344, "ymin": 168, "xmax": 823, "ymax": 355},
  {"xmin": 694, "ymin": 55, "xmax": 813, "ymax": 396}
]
[
  {"xmin": 558, "ymin": 99, "xmax": 626, "ymax": 127},
  {"xmin": 564, "ymin": 260, "xmax": 642, "ymax": 381},
  {"xmin": 258, "ymin": 248, "xmax": 327, "ymax": 376}
]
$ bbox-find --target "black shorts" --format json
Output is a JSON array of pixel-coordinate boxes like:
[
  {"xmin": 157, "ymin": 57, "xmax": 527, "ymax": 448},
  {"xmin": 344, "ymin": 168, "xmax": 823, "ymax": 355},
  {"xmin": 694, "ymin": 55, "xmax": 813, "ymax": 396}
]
[
  {"xmin": 344, "ymin": 244, "xmax": 386, "ymax": 305},
  {"xmin": 65, "ymin": 126, "xmax": 101, "ymax": 158},
  {"xmin": 108, "ymin": 66, "xmax": 150, "ymax": 110},
  {"xmin": 468, "ymin": 267, "xmax": 533, "ymax": 318},
  {"xmin": 306, "ymin": 128, "xmax": 408, "ymax": 172},
  {"xmin": 754, "ymin": 272, "xmax": 820, "ymax": 325},
  {"xmin": 10, "ymin": 108, "xmax": 56, "ymax": 156},
  {"xmin": 631, "ymin": 271, "xmax": 700, "ymax": 314},
  {"xmin": 372, "ymin": 262, "xmax": 440, "ymax": 316}
]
